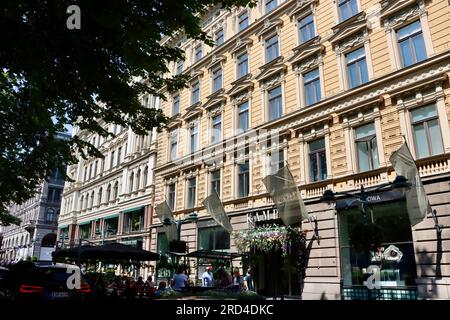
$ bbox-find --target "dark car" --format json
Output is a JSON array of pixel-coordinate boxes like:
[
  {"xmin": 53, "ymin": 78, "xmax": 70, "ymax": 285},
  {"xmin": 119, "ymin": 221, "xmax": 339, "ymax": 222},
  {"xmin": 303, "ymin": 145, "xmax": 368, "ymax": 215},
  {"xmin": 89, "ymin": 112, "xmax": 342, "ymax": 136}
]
[{"xmin": 4, "ymin": 261, "xmax": 93, "ymax": 301}]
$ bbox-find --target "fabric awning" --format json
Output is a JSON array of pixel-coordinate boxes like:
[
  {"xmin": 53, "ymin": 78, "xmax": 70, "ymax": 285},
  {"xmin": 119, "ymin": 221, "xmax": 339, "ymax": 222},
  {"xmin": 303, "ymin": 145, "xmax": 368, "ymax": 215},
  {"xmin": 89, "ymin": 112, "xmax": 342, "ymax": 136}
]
[
  {"xmin": 185, "ymin": 250, "xmax": 244, "ymax": 260},
  {"xmin": 123, "ymin": 206, "xmax": 144, "ymax": 214},
  {"xmin": 58, "ymin": 225, "xmax": 68, "ymax": 229},
  {"xmin": 78, "ymin": 221, "xmax": 91, "ymax": 226},
  {"xmin": 103, "ymin": 213, "xmax": 119, "ymax": 220}
]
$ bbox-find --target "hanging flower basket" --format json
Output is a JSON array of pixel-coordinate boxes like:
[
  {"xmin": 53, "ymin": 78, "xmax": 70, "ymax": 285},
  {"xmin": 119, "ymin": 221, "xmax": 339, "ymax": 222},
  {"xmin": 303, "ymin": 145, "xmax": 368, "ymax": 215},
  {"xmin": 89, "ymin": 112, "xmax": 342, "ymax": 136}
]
[{"xmin": 232, "ymin": 225, "xmax": 306, "ymax": 257}]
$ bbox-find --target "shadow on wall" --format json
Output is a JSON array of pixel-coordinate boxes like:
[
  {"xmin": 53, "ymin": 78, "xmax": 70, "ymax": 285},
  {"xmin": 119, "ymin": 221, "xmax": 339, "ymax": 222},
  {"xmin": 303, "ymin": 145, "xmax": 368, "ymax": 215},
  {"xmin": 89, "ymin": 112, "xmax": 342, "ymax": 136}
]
[{"xmin": 415, "ymin": 229, "xmax": 444, "ymax": 299}]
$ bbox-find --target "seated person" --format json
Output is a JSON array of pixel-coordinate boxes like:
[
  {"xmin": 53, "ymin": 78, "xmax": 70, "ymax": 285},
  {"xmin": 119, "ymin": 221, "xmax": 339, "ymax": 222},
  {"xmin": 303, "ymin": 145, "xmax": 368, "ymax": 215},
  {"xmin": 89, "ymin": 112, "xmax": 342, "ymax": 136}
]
[{"xmin": 171, "ymin": 266, "xmax": 189, "ymax": 291}]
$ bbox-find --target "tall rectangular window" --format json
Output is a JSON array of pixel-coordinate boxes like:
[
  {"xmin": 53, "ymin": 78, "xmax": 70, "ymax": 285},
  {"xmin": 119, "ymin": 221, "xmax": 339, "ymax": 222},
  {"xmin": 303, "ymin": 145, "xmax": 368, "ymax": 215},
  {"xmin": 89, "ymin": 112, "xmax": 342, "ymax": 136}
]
[
  {"xmin": 346, "ymin": 47, "xmax": 368, "ymax": 89},
  {"xmin": 194, "ymin": 45, "xmax": 203, "ymax": 62},
  {"xmin": 187, "ymin": 177, "xmax": 197, "ymax": 208},
  {"xmin": 210, "ymin": 170, "xmax": 221, "ymax": 196},
  {"xmin": 198, "ymin": 226, "xmax": 230, "ymax": 251},
  {"xmin": 355, "ymin": 123, "xmax": 379, "ymax": 172},
  {"xmin": 268, "ymin": 85, "xmax": 283, "ymax": 121},
  {"xmin": 270, "ymin": 150, "xmax": 285, "ymax": 174},
  {"xmin": 213, "ymin": 67, "xmax": 223, "ymax": 92},
  {"xmin": 238, "ymin": 160, "xmax": 250, "ymax": 198},
  {"xmin": 299, "ymin": 14, "xmax": 315, "ymax": 44},
  {"xmin": 304, "ymin": 68, "xmax": 321, "ymax": 106},
  {"xmin": 191, "ymin": 81, "xmax": 200, "ymax": 105},
  {"xmin": 176, "ymin": 60, "xmax": 184, "ymax": 75},
  {"xmin": 265, "ymin": 0, "xmax": 277, "ymax": 14},
  {"xmin": 237, "ymin": 52, "xmax": 249, "ymax": 78},
  {"xmin": 117, "ymin": 147, "xmax": 122, "ymax": 165},
  {"xmin": 167, "ymin": 183, "xmax": 176, "ymax": 211},
  {"xmin": 265, "ymin": 35, "xmax": 279, "ymax": 63},
  {"xmin": 169, "ymin": 130, "xmax": 178, "ymax": 161},
  {"xmin": 172, "ymin": 95, "xmax": 180, "ymax": 116},
  {"xmin": 338, "ymin": 0, "xmax": 358, "ymax": 22},
  {"xmin": 238, "ymin": 101, "xmax": 249, "ymax": 132},
  {"xmin": 397, "ymin": 20, "xmax": 427, "ymax": 68},
  {"xmin": 190, "ymin": 123, "xmax": 198, "ymax": 153},
  {"xmin": 215, "ymin": 29, "xmax": 224, "ymax": 47},
  {"xmin": 238, "ymin": 10, "xmax": 249, "ymax": 31},
  {"xmin": 411, "ymin": 104, "xmax": 444, "ymax": 159},
  {"xmin": 110, "ymin": 151, "xmax": 115, "ymax": 169},
  {"xmin": 211, "ymin": 114, "xmax": 222, "ymax": 144},
  {"xmin": 309, "ymin": 138, "xmax": 327, "ymax": 182}
]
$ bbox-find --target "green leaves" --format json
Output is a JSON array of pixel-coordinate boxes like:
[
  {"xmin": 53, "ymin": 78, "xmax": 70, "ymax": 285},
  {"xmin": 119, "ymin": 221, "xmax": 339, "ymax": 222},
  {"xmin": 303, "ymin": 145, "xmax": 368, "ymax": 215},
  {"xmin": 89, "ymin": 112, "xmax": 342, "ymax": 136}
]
[{"xmin": 0, "ymin": 0, "xmax": 255, "ymax": 225}]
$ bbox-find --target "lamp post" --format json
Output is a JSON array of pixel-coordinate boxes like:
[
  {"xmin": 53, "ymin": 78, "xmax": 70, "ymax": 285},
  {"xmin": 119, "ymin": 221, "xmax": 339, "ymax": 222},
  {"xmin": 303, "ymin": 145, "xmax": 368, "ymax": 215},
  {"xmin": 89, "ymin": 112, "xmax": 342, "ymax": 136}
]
[{"xmin": 321, "ymin": 175, "xmax": 408, "ymax": 224}]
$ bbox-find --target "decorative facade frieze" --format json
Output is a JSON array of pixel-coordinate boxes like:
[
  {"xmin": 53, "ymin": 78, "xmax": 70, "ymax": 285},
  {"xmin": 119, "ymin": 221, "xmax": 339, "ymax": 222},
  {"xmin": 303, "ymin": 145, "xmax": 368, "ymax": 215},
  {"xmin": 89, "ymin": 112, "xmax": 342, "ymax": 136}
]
[
  {"xmin": 383, "ymin": 5, "xmax": 425, "ymax": 31},
  {"xmin": 329, "ymin": 11, "xmax": 368, "ymax": 48}
]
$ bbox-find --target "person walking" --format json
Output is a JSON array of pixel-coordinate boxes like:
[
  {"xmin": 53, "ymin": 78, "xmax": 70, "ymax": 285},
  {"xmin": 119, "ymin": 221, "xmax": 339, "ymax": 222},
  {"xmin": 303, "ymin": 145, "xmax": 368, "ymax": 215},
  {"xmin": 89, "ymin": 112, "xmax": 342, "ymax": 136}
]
[
  {"xmin": 202, "ymin": 266, "xmax": 213, "ymax": 287},
  {"xmin": 172, "ymin": 266, "xmax": 188, "ymax": 291}
]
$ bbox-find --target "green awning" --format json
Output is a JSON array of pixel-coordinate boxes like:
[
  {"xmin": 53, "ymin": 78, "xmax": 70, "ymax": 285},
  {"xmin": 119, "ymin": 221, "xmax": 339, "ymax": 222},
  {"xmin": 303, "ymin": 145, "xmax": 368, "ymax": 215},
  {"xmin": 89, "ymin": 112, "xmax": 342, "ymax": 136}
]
[
  {"xmin": 103, "ymin": 213, "xmax": 119, "ymax": 220},
  {"xmin": 78, "ymin": 221, "xmax": 91, "ymax": 226},
  {"xmin": 123, "ymin": 206, "xmax": 144, "ymax": 214},
  {"xmin": 58, "ymin": 225, "xmax": 68, "ymax": 229}
]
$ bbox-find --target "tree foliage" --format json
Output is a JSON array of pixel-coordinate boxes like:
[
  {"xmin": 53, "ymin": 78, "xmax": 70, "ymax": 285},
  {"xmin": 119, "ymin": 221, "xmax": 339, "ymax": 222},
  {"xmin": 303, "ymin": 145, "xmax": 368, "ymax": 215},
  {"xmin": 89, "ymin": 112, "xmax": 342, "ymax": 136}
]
[{"xmin": 0, "ymin": 0, "xmax": 256, "ymax": 225}]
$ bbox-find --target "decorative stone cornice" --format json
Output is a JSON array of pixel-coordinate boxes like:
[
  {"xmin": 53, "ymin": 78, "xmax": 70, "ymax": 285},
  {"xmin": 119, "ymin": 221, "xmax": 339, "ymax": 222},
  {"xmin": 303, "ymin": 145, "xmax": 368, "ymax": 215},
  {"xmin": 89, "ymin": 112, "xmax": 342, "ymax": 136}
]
[
  {"xmin": 288, "ymin": 0, "xmax": 318, "ymax": 20},
  {"xmin": 203, "ymin": 89, "xmax": 226, "ymax": 110},
  {"xmin": 255, "ymin": 56, "xmax": 287, "ymax": 83},
  {"xmin": 230, "ymin": 38, "xmax": 253, "ymax": 56},
  {"xmin": 206, "ymin": 54, "xmax": 227, "ymax": 70},
  {"xmin": 380, "ymin": 0, "xmax": 421, "ymax": 20},
  {"xmin": 288, "ymin": 36, "xmax": 324, "ymax": 66},
  {"xmin": 383, "ymin": 5, "xmax": 425, "ymax": 31},
  {"xmin": 227, "ymin": 74, "xmax": 254, "ymax": 97},
  {"xmin": 257, "ymin": 18, "xmax": 284, "ymax": 38},
  {"xmin": 334, "ymin": 32, "xmax": 368, "ymax": 55},
  {"xmin": 329, "ymin": 11, "xmax": 368, "ymax": 48}
]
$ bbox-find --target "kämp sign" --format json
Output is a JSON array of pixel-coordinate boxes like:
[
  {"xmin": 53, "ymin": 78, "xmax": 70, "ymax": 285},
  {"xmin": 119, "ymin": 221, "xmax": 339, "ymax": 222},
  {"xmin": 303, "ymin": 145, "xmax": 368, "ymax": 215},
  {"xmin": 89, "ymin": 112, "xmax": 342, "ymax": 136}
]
[{"xmin": 246, "ymin": 208, "xmax": 279, "ymax": 227}]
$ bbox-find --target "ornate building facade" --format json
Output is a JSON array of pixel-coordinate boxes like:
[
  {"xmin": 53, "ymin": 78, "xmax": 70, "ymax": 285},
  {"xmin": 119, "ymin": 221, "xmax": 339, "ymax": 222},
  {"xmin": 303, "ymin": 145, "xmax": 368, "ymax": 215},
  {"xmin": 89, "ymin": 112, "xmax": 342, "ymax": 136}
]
[
  {"xmin": 1, "ymin": 133, "xmax": 70, "ymax": 262},
  {"xmin": 151, "ymin": 0, "xmax": 450, "ymax": 299},
  {"xmin": 57, "ymin": 97, "xmax": 159, "ymax": 277}
]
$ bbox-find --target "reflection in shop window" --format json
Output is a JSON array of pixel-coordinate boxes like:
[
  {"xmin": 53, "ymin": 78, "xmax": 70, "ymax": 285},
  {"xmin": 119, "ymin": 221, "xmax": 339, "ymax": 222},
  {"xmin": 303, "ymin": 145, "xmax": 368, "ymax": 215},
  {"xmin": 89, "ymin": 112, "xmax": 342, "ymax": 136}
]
[{"xmin": 338, "ymin": 201, "xmax": 417, "ymax": 290}]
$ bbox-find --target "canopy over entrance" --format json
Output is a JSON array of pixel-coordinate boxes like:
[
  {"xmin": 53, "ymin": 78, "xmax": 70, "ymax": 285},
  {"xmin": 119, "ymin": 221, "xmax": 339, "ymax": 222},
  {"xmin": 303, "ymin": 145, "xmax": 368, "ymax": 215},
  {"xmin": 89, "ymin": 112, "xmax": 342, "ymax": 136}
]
[{"xmin": 52, "ymin": 243, "xmax": 160, "ymax": 262}]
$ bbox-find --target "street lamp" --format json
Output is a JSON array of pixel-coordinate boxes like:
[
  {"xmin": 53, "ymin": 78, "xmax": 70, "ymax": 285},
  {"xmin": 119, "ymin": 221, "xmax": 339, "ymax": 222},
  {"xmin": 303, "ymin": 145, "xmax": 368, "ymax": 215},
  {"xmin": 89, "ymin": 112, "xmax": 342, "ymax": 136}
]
[
  {"xmin": 321, "ymin": 175, "xmax": 409, "ymax": 225},
  {"xmin": 163, "ymin": 212, "xmax": 199, "ymax": 241}
]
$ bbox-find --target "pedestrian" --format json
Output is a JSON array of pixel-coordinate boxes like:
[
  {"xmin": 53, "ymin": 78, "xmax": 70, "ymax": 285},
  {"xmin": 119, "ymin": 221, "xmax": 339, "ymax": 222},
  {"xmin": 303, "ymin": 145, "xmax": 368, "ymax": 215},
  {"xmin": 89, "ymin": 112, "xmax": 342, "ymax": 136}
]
[
  {"xmin": 232, "ymin": 267, "xmax": 242, "ymax": 292},
  {"xmin": 171, "ymin": 266, "xmax": 188, "ymax": 291},
  {"xmin": 202, "ymin": 265, "xmax": 213, "ymax": 287},
  {"xmin": 245, "ymin": 267, "xmax": 254, "ymax": 291}
]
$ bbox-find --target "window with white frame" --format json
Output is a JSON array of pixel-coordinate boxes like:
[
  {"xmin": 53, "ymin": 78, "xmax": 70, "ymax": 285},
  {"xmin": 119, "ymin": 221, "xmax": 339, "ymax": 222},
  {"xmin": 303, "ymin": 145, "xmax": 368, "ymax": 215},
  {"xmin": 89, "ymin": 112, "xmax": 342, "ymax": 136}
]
[
  {"xmin": 176, "ymin": 60, "xmax": 184, "ymax": 75},
  {"xmin": 308, "ymin": 138, "xmax": 327, "ymax": 182},
  {"xmin": 268, "ymin": 85, "xmax": 283, "ymax": 121},
  {"xmin": 211, "ymin": 114, "xmax": 222, "ymax": 144},
  {"xmin": 191, "ymin": 81, "xmax": 200, "ymax": 105},
  {"xmin": 411, "ymin": 104, "xmax": 444, "ymax": 159},
  {"xmin": 338, "ymin": 0, "xmax": 358, "ymax": 23},
  {"xmin": 354, "ymin": 123, "xmax": 379, "ymax": 172},
  {"xmin": 237, "ymin": 160, "xmax": 250, "ymax": 198},
  {"xmin": 237, "ymin": 52, "xmax": 249, "ymax": 79},
  {"xmin": 210, "ymin": 170, "xmax": 221, "ymax": 196},
  {"xmin": 265, "ymin": 0, "xmax": 277, "ymax": 14},
  {"xmin": 299, "ymin": 14, "xmax": 315, "ymax": 44},
  {"xmin": 169, "ymin": 129, "xmax": 178, "ymax": 161},
  {"xmin": 172, "ymin": 95, "xmax": 180, "ymax": 116},
  {"xmin": 187, "ymin": 177, "xmax": 197, "ymax": 208},
  {"xmin": 303, "ymin": 68, "xmax": 321, "ymax": 106},
  {"xmin": 238, "ymin": 101, "xmax": 249, "ymax": 132},
  {"xmin": 396, "ymin": 20, "xmax": 427, "ymax": 68},
  {"xmin": 346, "ymin": 47, "xmax": 368, "ymax": 89},
  {"xmin": 167, "ymin": 183, "xmax": 176, "ymax": 211},
  {"xmin": 189, "ymin": 123, "xmax": 199, "ymax": 153},
  {"xmin": 238, "ymin": 10, "xmax": 249, "ymax": 31},
  {"xmin": 212, "ymin": 67, "xmax": 223, "ymax": 93},
  {"xmin": 265, "ymin": 34, "xmax": 280, "ymax": 63},
  {"xmin": 194, "ymin": 44, "xmax": 203, "ymax": 62},
  {"xmin": 215, "ymin": 29, "xmax": 224, "ymax": 47}
]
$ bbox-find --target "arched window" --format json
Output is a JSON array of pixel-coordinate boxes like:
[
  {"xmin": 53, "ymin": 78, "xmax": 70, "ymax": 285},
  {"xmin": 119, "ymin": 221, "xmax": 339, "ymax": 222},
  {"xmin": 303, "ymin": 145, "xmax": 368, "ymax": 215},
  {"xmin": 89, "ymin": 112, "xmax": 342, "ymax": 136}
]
[
  {"xmin": 46, "ymin": 208, "xmax": 55, "ymax": 222},
  {"xmin": 85, "ymin": 194, "xmax": 89, "ymax": 209},
  {"xmin": 143, "ymin": 166, "xmax": 148, "ymax": 188},
  {"xmin": 136, "ymin": 169, "xmax": 141, "ymax": 190},
  {"xmin": 106, "ymin": 184, "xmax": 111, "ymax": 202},
  {"xmin": 98, "ymin": 187, "xmax": 103, "ymax": 206},
  {"xmin": 113, "ymin": 181, "xmax": 119, "ymax": 199},
  {"xmin": 129, "ymin": 172, "xmax": 134, "ymax": 192}
]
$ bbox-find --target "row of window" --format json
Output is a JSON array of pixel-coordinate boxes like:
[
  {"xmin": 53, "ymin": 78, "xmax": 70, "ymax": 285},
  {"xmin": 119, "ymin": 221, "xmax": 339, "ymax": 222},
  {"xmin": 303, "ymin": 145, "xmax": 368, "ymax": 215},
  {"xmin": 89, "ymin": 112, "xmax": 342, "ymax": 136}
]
[
  {"xmin": 166, "ymin": 103, "xmax": 445, "ymax": 210},
  {"xmin": 79, "ymin": 182, "xmax": 119, "ymax": 211}
]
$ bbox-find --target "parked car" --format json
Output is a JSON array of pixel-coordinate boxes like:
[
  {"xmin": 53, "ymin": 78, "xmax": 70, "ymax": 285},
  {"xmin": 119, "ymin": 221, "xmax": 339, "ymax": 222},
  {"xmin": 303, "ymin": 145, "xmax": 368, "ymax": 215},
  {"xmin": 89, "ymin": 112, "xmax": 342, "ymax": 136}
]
[{"xmin": 3, "ymin": 261, "xmax": 93, "ymax": 301}]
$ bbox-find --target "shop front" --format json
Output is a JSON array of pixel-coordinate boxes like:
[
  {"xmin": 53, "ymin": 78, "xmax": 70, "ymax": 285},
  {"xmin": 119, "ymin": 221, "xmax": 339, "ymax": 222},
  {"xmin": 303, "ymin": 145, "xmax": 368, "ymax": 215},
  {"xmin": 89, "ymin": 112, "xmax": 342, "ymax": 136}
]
[{"xmin": 336, "ymin": 191, "xmax": 418, "ymax": 300}]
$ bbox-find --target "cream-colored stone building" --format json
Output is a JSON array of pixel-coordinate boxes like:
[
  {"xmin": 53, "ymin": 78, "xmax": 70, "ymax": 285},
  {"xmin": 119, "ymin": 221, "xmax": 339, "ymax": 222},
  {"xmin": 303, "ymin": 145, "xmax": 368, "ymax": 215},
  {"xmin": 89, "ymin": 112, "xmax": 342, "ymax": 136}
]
[
  {"xmin": 151, "ymin": 0, "xmax": 450, "ymax": 299},
  {"xmin": 58, "ymin": 97, "xmax": 159, "ymax": 277}
]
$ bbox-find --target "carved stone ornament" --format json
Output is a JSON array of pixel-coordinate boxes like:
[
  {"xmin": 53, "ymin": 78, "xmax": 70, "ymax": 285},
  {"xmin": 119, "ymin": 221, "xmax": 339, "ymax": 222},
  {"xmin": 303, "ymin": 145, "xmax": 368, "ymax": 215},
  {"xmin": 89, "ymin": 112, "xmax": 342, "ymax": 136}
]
[
  {"xmin": 294, "ymin": 56, "xmax": 320, "ymax": 74},
  {"xmin": 335, "ymin": 33, "xmax": 368, "ymax": 55},
  {"xmin": 261, "ymin": 74, "xmax": 283, "ymax": 91},
  {"xmin": 384, "ymin": 6, "xmax": 424, "ymax": 30}
]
